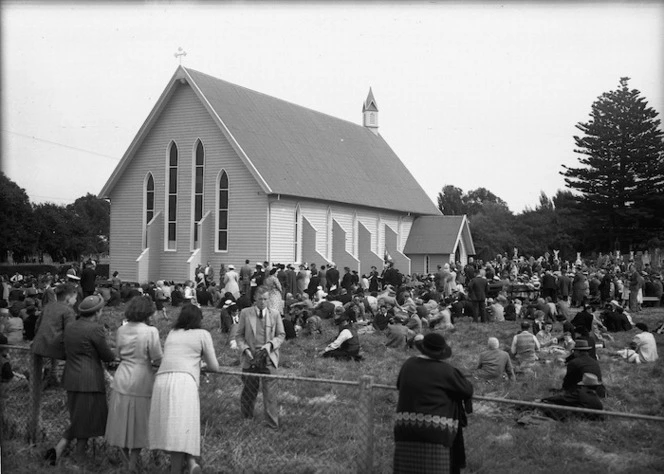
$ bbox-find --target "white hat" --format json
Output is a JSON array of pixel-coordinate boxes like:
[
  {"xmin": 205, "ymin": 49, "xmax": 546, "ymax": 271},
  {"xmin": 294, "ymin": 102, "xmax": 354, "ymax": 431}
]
[{"xmin": 228, "ymin": 264, "xmax": 235, "ymax": 270}]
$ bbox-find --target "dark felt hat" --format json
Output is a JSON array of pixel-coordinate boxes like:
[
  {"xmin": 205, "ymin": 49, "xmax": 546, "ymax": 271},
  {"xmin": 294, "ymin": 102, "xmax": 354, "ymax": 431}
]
[
  {"xmin": 573, "ymin": 339, "xmax": 592, "ymax": 351},
  {"xmin": 415, "ymin": 333, "xmax": 452, "ymax": 360}
]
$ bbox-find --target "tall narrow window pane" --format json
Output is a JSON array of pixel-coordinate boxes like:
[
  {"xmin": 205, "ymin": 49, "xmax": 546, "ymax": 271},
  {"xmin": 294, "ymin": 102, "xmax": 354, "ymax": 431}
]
[
  {"xmin": 217, "ymin": 171, "xmax": 229, "ymax": 251},
  {"xmin": 193, "ymin": 140, "xmax": 204, "ymax": 249},
  {"xmin": 145, "ymin": 174, "xmax": 155, "ymax": 248},
  {"xmin": 167, "ymin": 143, "xmax": 178, "ymax": 250}
]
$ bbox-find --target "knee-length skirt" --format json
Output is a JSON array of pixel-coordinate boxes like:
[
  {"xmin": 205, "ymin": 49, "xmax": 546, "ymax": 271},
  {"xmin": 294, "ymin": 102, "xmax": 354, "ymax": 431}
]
[
  {"xmin": 148, "ymin": 372, "xmax": 200, "ymax": 456},
  {"xmin": 105, "ymin": 391, "xmax": 151, "ymax": 449}
]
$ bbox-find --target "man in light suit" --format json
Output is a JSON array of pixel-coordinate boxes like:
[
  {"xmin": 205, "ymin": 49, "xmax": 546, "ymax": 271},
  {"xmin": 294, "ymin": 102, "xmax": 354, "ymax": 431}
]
[{"xmin": 236, "ymin": 285, "xmax": 286, "ymax": 429}]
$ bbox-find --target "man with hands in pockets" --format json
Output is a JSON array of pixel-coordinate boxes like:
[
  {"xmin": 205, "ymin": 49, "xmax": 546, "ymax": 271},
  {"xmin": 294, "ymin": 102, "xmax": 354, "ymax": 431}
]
[{"xmin": 236, "ymin": 285, "xmax": 286, "ymax": 429}]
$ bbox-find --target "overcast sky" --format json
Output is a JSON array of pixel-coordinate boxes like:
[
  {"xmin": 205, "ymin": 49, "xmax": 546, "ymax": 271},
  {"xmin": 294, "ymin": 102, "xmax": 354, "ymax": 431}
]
[{"xmin": 2, "ymin": 1, "xmax": 663, "ymax": 213}]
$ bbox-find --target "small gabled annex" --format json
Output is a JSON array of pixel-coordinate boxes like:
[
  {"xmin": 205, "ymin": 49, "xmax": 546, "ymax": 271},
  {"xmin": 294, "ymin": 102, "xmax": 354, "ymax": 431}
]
[{"xmin": 403, "ymin": 215, "xmax": 476, "ymax": 274}]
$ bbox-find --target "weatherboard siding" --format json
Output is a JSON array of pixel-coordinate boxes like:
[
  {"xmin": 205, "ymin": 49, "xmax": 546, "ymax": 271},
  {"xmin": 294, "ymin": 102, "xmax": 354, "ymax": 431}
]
[
  {"xmin": 269, "ymin": 199, "xmax": 296, "ymax": 263},
  {"xmin": 109, "ymin": 82, "xmax": 268, "ymax": 282}
]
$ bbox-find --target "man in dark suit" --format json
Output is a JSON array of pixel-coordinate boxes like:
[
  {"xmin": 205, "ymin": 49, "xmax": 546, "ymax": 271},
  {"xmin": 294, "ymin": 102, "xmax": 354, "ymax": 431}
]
[
  {"xmin": 541, "ymin": 270, "xmax": 557, "ymax": 302},
  {"xmin": 80, "ymin": 261, "xmax": 97, "ymax": 298},
  {"xmin": 326, "ymin": 264, "xmax": 340, "ymax": 292},
  {"xmin": 557, "ymin": 271, "xmax": 572, "ymax": 302},
  {"xmin": 236, "ymin": 286, "xmax": 286, "ymax": 429},
  {"xmin": 467, "ymin": 269, "xmax": 489, "ymax": 323}
]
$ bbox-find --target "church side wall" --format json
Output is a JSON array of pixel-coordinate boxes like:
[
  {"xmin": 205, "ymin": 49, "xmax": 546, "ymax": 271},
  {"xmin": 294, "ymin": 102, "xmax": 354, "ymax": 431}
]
[{"xmin": 268, "ymin": 198, "xmax": 415, "ymax": 271}]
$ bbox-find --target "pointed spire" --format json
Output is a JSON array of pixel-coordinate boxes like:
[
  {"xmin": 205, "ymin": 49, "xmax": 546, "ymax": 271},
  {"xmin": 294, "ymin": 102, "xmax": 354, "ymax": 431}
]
[
  {"xmin": 362, "ymin": 87, "xmax": 379, "ymax": 134},
  {"xmin": 362, "ymin": 87, "xmax": 378, "ymax": 112}
]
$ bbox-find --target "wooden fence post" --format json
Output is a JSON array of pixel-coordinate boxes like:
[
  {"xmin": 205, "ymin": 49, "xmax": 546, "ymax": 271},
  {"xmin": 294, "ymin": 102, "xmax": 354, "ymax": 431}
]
[{"xmin": 357, "ymin": 375, "xmax": 375, "ymax": 473}]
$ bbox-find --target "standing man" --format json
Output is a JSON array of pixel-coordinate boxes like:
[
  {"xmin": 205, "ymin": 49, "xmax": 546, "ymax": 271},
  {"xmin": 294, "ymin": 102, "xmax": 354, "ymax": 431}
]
[
  {"xmin": 557, "ymin": 270, "xmax": 572, "ymax": 303},
  {"xmin": 326, "ymin": 264, "xmax": 340, "ymax": 292},
  {"xmin": 368, "ymin": 266, "xmax": 380, "ymax": 293},
  {"xmin": 236, "ymin": 286, "xmax": 286, "ymax": 429},
  {"xmin": 239, "ymin": 259, "xmax": 253, "ymax": 296},
  {"xmin": 80, "ymin": 261, "xmax": 97, "ymax": 298},
  {"xmin": 468, "ymin": 268, "xmax": 489, "ymax": 323}
]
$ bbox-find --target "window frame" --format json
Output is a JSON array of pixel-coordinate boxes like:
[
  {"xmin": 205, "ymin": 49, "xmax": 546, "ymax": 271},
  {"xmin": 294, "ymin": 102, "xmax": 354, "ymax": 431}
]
[{"xmin": 215, "ymin": 169, "xmax": 229, "ymax": 253}]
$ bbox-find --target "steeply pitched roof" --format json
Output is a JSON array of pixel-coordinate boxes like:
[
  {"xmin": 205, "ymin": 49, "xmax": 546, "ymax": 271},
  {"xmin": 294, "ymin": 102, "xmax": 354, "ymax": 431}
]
[
  {"xmin": 403, "ymin": 215, "xmax": 475, "ymax": 255},
  {"xmin": 362, "ymin": 87, "xmax": 378, "ymax": 112},
  {"xmin": 100, "ymin": 67, "xmax": 439, "ymax": 216}
]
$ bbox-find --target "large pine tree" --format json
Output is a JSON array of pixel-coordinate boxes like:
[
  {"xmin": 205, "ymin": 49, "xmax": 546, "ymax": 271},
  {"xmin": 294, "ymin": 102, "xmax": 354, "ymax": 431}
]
[{"xmin": 561, "ymin": 77, "xmax": 664, "ymax": 249}]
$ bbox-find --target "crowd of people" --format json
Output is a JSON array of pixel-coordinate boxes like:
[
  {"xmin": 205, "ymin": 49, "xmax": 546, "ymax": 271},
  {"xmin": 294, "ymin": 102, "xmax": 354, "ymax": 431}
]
[{"xmin": 1, "ymin": 251, "xmax": 662, "ymax": 473}]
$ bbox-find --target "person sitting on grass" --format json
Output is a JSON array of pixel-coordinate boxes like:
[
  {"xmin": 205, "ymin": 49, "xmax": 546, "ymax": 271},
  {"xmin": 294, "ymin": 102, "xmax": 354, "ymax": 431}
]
[
  {"xmin": 510, "ymin": 321, "xmax": 541, "ymax": 367},
  {"xmin": 538, "ymin": 372, "xmax": 604, "ymax": 421},
  {"xmin": 476, "ymin": 337, "xmax": 515, "ymax": 382},
  {"xmin": 1, "ymin": 333, "xmax": 29, "ymax": 385},
  {"xmin": 615, "ymin": 323, "xmax": 659, "ymax": 364},
  {"xmin": 320, "ymin": 310, "xmax": 362, "ymax": 361},
  {"xmin": 385, "ymin": 317, "xmax": 413, "ymax": 351},
  {"xmin": 562, "ymin": 339, "xmax": 606, "ymax": 398}
]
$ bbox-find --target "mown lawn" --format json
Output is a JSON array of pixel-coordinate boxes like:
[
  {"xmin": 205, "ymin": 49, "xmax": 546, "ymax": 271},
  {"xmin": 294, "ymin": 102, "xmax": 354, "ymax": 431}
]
[{"xmin": 2, "ymin": 303, "xmax": 663, "ymax": 473}]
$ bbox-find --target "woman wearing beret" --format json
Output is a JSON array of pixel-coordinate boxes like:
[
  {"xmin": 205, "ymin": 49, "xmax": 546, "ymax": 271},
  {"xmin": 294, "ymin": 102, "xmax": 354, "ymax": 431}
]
[
  {"xmin": 393, "ymin": 332, "xmax": 473, "ymax": 474},
  {"xmin": 46, "ymin": 294, "xmax": 115, "ymax": 465},
  {"xmin": 105, "ymin": 295, "xmax": 163, "ymax": 472}
]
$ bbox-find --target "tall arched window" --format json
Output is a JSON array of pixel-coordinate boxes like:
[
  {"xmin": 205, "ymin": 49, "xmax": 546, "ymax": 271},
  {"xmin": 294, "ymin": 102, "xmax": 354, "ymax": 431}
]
[
  {"xmin": 144, "ymin": 173, "xmax": 154, "ymax": 249},
  {"xmin": 217, "ymin": 170, "xmax": 229, "ymax": 251},
  {"xmin": 294, "ymin": 204, "xmax": 301, "ymax": 263},
  {"xmin": 193, "ymin": 140, "xmax": 205, "ymax": 249},
  {"xmin": 167, "ymin": 142, "xmax": 178, "ymax": 250}
]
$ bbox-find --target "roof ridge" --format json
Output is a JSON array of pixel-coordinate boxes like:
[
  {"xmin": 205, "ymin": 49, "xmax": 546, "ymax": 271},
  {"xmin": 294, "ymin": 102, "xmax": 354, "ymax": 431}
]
[{"xmin": 185, "ymin": 67, "xmax": 380, "ymax": 134}]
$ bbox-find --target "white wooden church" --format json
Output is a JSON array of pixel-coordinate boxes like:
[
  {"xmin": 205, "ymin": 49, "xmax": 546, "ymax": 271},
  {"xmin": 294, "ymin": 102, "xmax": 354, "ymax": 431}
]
[{"xmin": 99, "ymin": 66, "xmax": 474, "ymax": 283}]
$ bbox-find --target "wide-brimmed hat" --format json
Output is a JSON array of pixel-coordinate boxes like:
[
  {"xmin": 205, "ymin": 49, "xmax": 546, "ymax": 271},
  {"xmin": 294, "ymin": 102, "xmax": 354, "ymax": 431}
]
[
  {"xmin": 573, "ymin": 339, "xmax": 592, "ymax": 351},
  {"xmin": 609, "ymin": 300, "xmax": 621, "ymax": 308},
  {"xmin": 228, "ymin": 264, "xmax": 235, "ymax": 270},
  {"xmin": 415, "ymin": 333, "xmax": 452, "ymax": 360},
  {"xmin": 578, "ymin": 373, "xmax": 601, "ymax": 386},
  {"xmin": 78, "ymin": 294, "xmax": 105, "ymax": 315},
  {"xmin": 67, "ymin": 274, "xmax": 81, "ymax": 281}
]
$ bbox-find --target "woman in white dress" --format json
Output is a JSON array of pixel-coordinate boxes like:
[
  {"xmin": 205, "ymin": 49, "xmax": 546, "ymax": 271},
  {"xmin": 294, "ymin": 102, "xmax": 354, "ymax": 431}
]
[
  {"xmin": 106, "ymin": 296, "xmax": 163, "ymax": 472},
  {"xmin": 148, "ymin": 305, "xmax": 219, "ymax": 474},
  {"xmin": 223, "ymin": 264, "xmax": 241, "ymax": 299}
]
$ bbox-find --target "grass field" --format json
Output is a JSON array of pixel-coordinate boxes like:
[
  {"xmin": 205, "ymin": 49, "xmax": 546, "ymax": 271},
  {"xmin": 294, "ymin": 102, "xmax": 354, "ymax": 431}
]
[{"xmin": 2, "ymin": 302, "xmax": 663, "ymax": 473}]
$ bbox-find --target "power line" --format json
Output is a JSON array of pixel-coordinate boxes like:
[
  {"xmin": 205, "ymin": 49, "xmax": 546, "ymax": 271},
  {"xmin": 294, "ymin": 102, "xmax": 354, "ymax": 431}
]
[{"xmin": 1, "ymin": 129, "xmax": 121, "ymax": 161}]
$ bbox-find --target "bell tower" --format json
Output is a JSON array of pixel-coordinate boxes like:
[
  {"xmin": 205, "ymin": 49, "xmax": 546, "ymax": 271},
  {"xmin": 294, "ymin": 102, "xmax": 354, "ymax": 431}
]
[{"xmin": 362, "ymin": 88, "xmax": 379, "ymax": 135}]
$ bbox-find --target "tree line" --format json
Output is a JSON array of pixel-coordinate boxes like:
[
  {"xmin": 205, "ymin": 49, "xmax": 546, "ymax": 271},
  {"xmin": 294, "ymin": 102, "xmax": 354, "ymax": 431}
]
[
  {"xmin": 1, "ymin": 78, "xmax": 662, "ymax": 265},
  {"xmin": 439, "ymin": 77, "xmax": 664, "ymax": 262},
  {"xmin": 0, "ymin": 172, "xmax": 109, "ymax": 264}
]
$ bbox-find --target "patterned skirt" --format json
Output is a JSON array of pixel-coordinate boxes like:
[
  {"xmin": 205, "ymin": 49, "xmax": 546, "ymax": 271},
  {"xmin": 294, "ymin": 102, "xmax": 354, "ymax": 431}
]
[{"xmin": 393, "ymin": 441, "xmax": 450, "ymax": 474}]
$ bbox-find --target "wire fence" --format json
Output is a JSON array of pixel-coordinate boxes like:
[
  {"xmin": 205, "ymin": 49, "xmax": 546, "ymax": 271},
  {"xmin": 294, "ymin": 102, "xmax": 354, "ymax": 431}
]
[{"xmin": 2, "ymin": 344, "xmax": 664, "ymax": 473}]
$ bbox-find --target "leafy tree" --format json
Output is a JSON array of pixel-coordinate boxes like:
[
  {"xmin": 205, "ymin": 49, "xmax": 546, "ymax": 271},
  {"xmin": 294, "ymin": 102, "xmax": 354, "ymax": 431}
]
[
  {"xmin": 0, "ymin": 172, "xmax": 36, "ymax": 262},
  {"xmin": 463, "ymin": 187, "xmax": 509, "ymax": 216},
  {"xmin": 437, "ymin": 185, "xmax": 466, "ymax": 215},
  {"xmin": 561, "ymin": 77, "xmax": 664, "ymax": 249},
  {"xmin": 468, "ymin": 202, "xmax": 517, "ymax": 261},
  {"xmin": 68, "ymin": 194, "xmax": 110, "ymax": 255},
  {"xmin": 33, "ymin": 203, "xmax": 75, "ymax": 262}
]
